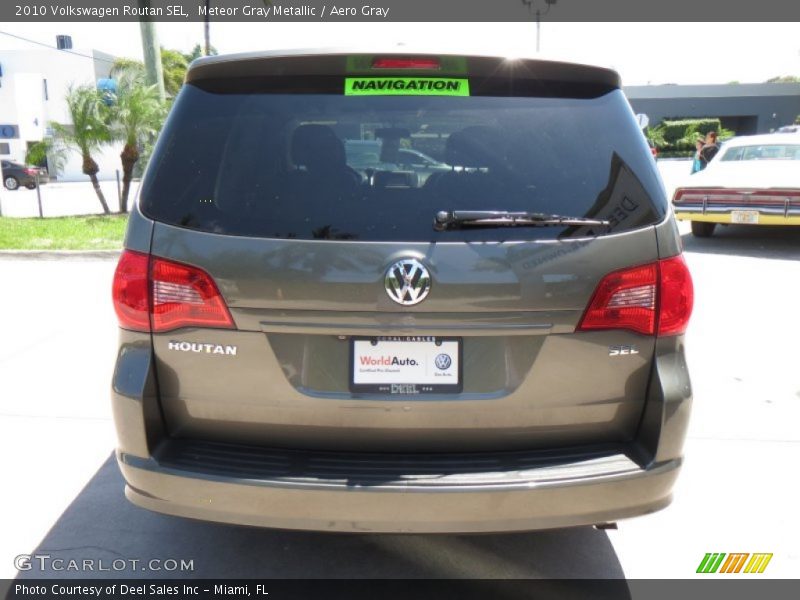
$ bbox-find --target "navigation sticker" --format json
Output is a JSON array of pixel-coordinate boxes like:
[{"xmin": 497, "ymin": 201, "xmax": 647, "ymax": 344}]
[{"xmin": 344, "ymin": 77, "xmax": 470, "ymax": 96}]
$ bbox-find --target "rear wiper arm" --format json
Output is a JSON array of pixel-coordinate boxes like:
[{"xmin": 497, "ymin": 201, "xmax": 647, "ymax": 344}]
[{"xmin": 433, "ymin": 210, "xmax": 610, "ymax": 231}]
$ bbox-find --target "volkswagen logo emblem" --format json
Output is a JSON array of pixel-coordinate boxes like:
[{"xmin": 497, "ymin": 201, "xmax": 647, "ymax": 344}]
[
  {"xmin": 385, "ymin": 259, "xmax": 431, "ymax": 306},
  {"xmin": 434, "ymin": 353, "xmax": 452, "ymax": 370}
]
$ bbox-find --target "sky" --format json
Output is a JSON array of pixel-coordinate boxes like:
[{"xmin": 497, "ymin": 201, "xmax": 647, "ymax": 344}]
[{"xmin": 0, "ymin": 21, "xmax": 798, "ymax": 86}]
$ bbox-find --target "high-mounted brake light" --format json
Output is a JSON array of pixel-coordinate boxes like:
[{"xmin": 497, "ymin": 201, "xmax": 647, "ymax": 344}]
[
  {"xmin": 112, "ymin": 250, "xmax": 234, "ymax": 333},
  {"xmin": 577, "ymin": 256, "xmax": 693, "ymax": 336},
  {"xmin": 372, "ymin": 57, "xmax": 440, "ymax": 70}
]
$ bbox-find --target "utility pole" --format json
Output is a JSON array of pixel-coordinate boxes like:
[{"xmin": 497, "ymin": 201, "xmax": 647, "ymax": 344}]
[
  {"xmin": 138, "ymin": 0, "xmax": 165, "ymax": 101},
  {"xmin": 521, "ymin": 0, "xmax": 559, "ymax": 53},
  {"xmin": 204, "ymin": 0, "xmax": 211, "ymax": 56}
]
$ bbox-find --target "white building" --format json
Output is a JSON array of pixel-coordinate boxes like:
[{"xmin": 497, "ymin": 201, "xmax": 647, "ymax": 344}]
[{"xmin": 0, "ymin": 39, "xmax": 123, "ymax": 181}]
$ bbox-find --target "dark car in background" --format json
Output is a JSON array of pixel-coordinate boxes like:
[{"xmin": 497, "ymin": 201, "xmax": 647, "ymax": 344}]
[
  {"xmin": 111, "ymin": 49, "xmax": 694, "ymax": 533},
  {"xmin": 1, "ymin": 160, "xmax": 49, "ymax": 190}
]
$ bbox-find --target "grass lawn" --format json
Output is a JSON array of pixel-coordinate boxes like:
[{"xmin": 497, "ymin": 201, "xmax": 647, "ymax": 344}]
[{"xmin": 0, "ymin": 214, "xmax": 128, "ymax": 250}]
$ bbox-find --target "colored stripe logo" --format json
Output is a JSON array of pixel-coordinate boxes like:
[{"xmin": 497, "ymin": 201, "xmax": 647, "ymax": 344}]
[
  {"xmin": 344, "ymin": 78, "xmax": 470, "ymax": 96},
  {"xmin": 697, "ymin": 553, "xmax": 772, "ymax": 574}
]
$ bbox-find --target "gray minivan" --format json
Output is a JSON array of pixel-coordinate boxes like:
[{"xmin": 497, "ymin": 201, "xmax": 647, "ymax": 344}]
[{"xmin": 111, "ymin": 50, "xmax": 694, "ymax": 532}]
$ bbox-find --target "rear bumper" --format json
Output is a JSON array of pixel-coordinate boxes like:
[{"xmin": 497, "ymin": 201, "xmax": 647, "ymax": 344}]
[
  {"xmin": 112, "ymin": 323, "xmax": 692, "ymax": 534},
  {"xmin": 118, "ymin": 442, "xmax": 680, "ymax": 533},
  {"xmin": 675, "ymin": 209, "xmax": 800, "ymax": 225}
]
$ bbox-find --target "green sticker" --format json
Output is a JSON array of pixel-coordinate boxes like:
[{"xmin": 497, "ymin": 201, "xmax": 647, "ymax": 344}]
[{"xmin": 345, "ymin": 77, "xmax": 470, "ymax": 96}]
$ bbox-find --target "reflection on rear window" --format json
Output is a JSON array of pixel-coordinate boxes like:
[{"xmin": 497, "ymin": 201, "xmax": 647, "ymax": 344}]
[
  {"xmin": 720, "ymin": 144, "xmax": 800, "ymax": 161},
  {"xmin": 139, "ymin": 85, "xmax": 664, "ymax": 241}
]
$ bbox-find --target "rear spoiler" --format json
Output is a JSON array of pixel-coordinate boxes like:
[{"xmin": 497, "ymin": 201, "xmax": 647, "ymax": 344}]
[{"xmin": 186, "ymin": 51, "xmax": 621, "ymax": 95}]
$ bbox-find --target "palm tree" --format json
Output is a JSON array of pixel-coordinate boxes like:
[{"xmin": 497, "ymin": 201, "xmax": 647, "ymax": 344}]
[
  {"xmin": 52, "ymin": 85, "xmax": 113, "ymax": 214},
  {"xmin": 159, "ymin": 48, "xmax": 188, "ymax": 97},
  {"xmin": 111, "ymin": 70, "xmax": 165, "ymax": 213},
  {"xmin": 25, "ymin": 137, "xmax": 68, "ymax": 178}
]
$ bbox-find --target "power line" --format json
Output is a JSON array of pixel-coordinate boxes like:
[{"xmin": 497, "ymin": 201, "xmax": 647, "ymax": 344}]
[{"xmin": 0, "ymin": 30, "xmax": 117, "ymax": 64}]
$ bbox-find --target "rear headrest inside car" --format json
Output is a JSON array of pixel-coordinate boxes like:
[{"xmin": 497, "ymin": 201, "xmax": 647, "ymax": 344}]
[
  {"xmin": 444, "ymin": 126, "xmax": 507, "ymax": 169},
  {"xmin": 291, "ymin": 124, "xmax": 346, "ymax": 172}
]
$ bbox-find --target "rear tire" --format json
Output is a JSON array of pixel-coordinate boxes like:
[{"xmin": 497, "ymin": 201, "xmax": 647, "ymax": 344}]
[
  {"xmin": 25, "ymin": 183, "xmax": 37, "ymax": 190},
  {"xmin": 691, "ymin": 221, "xmax": 715, "ymax": 238},
  {"xmin": 3, "ymin": 176, "xmax": 19, "ymax": 191}
]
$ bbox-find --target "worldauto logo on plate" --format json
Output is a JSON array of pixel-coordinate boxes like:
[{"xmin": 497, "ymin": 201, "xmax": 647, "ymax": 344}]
[{"xmin": 359, "ymin": 356, "xmax": 419, "ymax": 366}]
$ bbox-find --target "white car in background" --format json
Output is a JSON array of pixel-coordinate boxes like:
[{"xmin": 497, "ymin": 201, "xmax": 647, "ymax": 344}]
[{"xmin": 672, "ymin": 132, "xmax": 800, "ymax": 237}]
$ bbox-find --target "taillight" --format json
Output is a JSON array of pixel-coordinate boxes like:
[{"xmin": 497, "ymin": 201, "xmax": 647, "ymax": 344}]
[
  {"xmin": 112, "ymin": 250, "xmax": 234, "ymax": 333},
  {"xmin": 150, "ymin": 256, "xmax": 234, "ymax": 332},
  {"xmin": 372, "ymin": 57, "xmax": 440, "ymax": 70},
  {"xmin": 657, "ymin": 256, "xmax": 694, "ymax": 336},
  {"xmin": 24, "ymin": 168, "xmax": 38, "ymax": 175},
  {"xmin": 577, "ymin": 256, "xmax": 693, "ymax": 336},
  {"xmin": 112, "ymin": 250, "xmax": 150, "ymax": 332},
  {"xmin": 578, "ymin": 262, "xmax": 658, "ymax": 335}
]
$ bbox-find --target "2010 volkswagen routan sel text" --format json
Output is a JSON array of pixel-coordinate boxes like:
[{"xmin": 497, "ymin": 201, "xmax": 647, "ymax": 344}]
[{"xmin": 111, "ymin": 49, "xmax": 694, "ymax": 533}]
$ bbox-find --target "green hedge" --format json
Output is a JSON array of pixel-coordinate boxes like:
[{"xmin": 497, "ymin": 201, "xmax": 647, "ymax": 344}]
[
  {"xmin": 656, "ymin": 150, "xmax": 695, "ymax": 159},
  {"xmin": 646, "ymin": 118, "xmax": 734, "ymax": 153},
  {"xmin": 659, "ymin": 119, "xmax": 722, "ymax": 143}
]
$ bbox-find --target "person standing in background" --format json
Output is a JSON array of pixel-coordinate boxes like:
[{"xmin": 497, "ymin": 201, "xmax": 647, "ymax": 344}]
[
  {"xmin": 700, "ymin": 131, "xmax": 720, "ymax": 167},
  {"xmin": 691, "ymin": 138, "xmax": 706, "ymax": 173}
]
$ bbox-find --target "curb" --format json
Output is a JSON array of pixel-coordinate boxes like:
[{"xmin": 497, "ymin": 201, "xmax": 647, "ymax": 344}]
[{"xmin": 0, "ymin": 249, "xmax": 121, "ymax": 260}]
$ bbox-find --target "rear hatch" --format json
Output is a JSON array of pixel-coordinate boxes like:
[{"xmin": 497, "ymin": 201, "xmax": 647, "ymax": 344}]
[{"xmin": 136, "ymin": 53, "xmax": 669, "ymax": 452}]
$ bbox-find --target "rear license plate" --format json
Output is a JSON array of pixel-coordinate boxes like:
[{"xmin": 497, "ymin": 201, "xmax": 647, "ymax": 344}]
[
  {"xmin": 731, "ymin": 210, "xmax": 759, "ymax": 224},
  {"xmin": 350, "ymin": 336, "xmax": 462, "ymax": 394}
]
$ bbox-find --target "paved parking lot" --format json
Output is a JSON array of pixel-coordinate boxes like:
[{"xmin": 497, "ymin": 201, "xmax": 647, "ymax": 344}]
[{"xmin": 1, "ymin": 220, "xmax": 798, "ymax": 581}]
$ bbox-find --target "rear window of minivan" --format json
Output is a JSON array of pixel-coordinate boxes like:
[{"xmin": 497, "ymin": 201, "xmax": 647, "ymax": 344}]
[{"xmin": 139, "ymin": 83, "xmax": 665, "ymax": 242}]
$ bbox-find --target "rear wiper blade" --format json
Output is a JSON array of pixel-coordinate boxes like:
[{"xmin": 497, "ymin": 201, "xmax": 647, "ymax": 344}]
[{"xmin": 433, "ymin": 210, "xmax": 610, "ymax": 231}]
